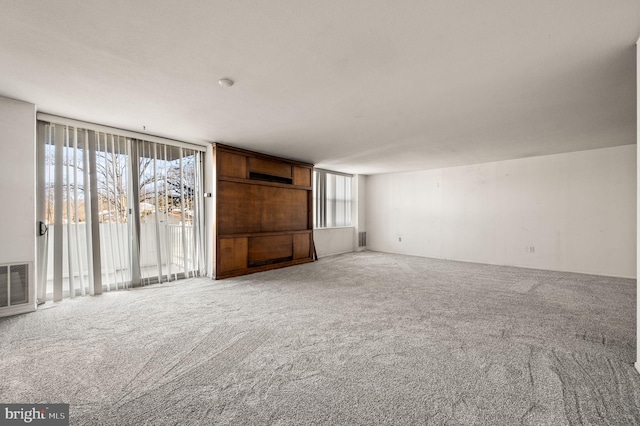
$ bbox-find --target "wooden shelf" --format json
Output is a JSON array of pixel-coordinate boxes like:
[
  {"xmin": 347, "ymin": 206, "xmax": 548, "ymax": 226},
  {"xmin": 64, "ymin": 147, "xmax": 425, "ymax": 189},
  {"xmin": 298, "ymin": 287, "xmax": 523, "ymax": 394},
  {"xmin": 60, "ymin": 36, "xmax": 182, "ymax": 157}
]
[
  {"xmin": 212, "ymin": 144, "xmax": 315, "ymax": 279},
  {"xmin": 218, "ymin": 176, "xmax": 312, "ymax": 191},
  {"xmin": 218, "ymin": 230, "xmax": 313, "ymax": 239}
]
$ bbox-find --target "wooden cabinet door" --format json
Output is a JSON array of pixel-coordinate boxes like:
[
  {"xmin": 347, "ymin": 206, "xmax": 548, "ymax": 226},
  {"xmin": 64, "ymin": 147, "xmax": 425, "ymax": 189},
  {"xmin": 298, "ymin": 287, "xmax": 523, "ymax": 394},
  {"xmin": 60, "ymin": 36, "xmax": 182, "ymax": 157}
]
[
  {"xmin": 218, "ymin": 182, "xmax": 309, "ymax": 234},
  {"xmin": 218, "ymin": 151, "xmax": 247, "ymax": 179},
  {"xmin": 218, "ymin": 237, "xmax": 248, "ymax": 274},
  {"xmin": 248, "ymin": 234, "xmax": 293, "ymax": 267},
  {"xmin": 293, "ymin": 233, "xmax": 311, "ymax": 259}
]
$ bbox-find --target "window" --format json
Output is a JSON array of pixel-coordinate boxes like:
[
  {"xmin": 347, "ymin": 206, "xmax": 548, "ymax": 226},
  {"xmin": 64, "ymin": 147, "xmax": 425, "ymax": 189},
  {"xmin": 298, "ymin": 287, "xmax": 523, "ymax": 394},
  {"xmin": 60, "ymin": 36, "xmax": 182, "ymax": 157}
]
[{"xmin": 314, "ymin": 169, "xmax": 352, "ymax": 228}]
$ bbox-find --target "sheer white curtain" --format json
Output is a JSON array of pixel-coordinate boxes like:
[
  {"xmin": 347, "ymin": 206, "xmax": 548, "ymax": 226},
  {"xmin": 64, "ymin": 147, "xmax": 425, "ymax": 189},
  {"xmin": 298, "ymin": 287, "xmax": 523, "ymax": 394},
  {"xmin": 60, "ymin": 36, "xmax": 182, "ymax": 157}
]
[
  {"xmin": 38, "ymin": 120, "xmax": 205, "ymax": 302},
  {"xmin": 137, "ymin": 141, "xmax": 205, "ymax": 285}
]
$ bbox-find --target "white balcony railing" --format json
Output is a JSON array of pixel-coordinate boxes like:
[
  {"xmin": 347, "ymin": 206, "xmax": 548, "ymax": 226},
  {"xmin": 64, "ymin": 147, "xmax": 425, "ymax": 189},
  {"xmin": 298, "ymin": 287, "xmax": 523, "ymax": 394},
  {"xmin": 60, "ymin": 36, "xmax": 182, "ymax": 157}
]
[{"xmin": 44, "ymin": 223, "xmax": 196, "ymax": 296}]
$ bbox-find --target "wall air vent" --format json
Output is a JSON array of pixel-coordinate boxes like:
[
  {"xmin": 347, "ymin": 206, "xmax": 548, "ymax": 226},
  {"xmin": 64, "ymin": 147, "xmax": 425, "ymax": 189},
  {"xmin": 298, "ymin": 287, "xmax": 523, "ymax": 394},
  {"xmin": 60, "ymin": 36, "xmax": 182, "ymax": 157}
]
[
  {"xmin": 358, "ymin": 232, "xmax": 367, "ymax": 248},
  {"xmin": 0, "ymin": 263, "xmax": 29, "ymax": 308}
]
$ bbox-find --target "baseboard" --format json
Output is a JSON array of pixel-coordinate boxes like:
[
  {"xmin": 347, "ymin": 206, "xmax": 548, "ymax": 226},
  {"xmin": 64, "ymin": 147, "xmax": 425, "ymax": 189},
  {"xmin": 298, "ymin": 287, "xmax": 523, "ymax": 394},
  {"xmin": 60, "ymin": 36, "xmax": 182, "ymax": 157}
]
[
  {"xmin": 364, "ymin": 249, "xmax": 636, "ymax": 279},
  {"xmin": 635, "ymin": 362, "xmax": 640, "ymax": 375}
]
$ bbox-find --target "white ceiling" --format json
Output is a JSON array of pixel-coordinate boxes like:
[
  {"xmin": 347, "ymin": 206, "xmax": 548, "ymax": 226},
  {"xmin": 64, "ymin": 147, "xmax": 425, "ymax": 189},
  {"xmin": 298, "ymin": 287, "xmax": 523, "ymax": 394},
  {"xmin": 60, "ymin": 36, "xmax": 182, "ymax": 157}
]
[{"xmin": 0, "ymin": 1, "xmax": 638, "ymax": 174}]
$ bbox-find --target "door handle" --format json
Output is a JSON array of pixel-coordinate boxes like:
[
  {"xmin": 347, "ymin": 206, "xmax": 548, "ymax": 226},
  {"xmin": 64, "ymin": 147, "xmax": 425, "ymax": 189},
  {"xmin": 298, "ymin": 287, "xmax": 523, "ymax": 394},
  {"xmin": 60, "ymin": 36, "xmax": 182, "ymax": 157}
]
[{"xmin": 38, "ymin": 221, "xmax": 48, "ymax": 236}]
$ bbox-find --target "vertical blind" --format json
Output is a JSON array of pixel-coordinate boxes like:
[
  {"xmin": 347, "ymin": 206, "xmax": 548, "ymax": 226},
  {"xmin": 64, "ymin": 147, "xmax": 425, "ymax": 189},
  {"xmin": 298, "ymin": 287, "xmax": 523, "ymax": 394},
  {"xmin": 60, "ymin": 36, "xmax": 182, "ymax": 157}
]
[{"xmin": 37, "ymin": 120, "xmax": 205, "ymax": 302}]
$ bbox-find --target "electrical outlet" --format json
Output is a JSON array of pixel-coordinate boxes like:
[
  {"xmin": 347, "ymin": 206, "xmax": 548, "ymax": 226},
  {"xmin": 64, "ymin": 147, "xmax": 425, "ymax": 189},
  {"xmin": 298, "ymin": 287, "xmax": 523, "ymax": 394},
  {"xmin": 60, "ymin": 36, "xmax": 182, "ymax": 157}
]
[
  {"xmin": 526, "ymin": 245, "xmax": 535, "ymax": 253},
  {"xmin": 398, "ymin": 236, "xmax": 402, "ymax": 242}
]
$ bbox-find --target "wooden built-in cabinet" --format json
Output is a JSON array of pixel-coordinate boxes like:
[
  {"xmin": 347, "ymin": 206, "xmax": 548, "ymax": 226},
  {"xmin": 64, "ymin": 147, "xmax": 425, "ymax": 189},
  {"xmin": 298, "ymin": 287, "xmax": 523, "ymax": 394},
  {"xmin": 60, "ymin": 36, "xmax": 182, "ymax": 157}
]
[{"xmin": 212, "ymin": 144, "xmax": 314, "ymax": 279}]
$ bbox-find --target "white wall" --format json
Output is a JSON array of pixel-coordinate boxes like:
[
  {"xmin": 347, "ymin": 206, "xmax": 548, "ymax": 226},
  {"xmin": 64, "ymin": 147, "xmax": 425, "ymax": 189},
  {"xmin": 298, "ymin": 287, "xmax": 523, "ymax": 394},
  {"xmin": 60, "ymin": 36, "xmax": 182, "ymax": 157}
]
[
  {"xmin": 314, "ymin": 227, "xmax": 355, "ymax": 257},
  {"xmin": 367, "ymin": 145, "xmax": 636, "ymax": 278},
  {"xmin": 0, "ymin": 96, "xmax": 37, "ymax": 314},
  {"xmin": 0, "ymin": 97, "xmax": 36, "ymax": 263},
  {"xmin": 205, "ymin": 143, "xmax": 215, "ymax": 278},
  {"xmin": 354, "ymin": 174, "xmax": 366, "ymax": 251}
]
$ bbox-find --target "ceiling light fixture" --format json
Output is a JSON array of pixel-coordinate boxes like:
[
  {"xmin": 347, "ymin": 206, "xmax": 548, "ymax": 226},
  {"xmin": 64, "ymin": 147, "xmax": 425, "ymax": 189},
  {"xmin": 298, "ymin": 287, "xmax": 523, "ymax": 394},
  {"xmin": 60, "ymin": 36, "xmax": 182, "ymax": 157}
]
[{"xmin": 218, "ymin": 78, "xmax": 234, "ymax": 87}]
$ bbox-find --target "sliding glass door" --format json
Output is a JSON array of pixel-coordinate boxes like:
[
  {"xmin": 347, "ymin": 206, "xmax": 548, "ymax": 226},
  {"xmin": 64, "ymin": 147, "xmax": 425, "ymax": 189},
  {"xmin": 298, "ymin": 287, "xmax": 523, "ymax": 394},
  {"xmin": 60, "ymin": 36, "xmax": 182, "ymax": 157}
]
[
  {"xmin": 37, "ymin": 120, "xmax": 205, "ymax": 302},
  {"xmin": 137, "ymin": 142, "xmax": 205, "ymax": 285}
]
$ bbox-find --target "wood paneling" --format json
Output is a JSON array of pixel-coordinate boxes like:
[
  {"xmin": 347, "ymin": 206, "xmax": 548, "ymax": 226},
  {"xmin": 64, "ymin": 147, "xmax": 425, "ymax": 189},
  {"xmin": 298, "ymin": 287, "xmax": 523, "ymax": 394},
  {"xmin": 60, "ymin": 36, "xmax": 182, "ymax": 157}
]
[
  {"xmin": 248, "ymin": 157, "xmax": 292, "ymax": 178},
  {"xmin": 293, "ymin": 166, "xmax": 312, "ymax": 187},
  {"xmin": 219, "ymin": 151, "xmax": 247, "ymax": 179},
  {"xmin": 293, "ymin": 233, "xmax": 311, "ymax": 259},
  {"xmin": 218, "ymin": 181, "xmax": 308, "ymax": 234},
  {"xmin": 218, "ymin": 237, "xmax": 248, "ymax": 273},
  {"xmin": 249, "ymin": 235, "xmax": 293, "ymax": 263}
]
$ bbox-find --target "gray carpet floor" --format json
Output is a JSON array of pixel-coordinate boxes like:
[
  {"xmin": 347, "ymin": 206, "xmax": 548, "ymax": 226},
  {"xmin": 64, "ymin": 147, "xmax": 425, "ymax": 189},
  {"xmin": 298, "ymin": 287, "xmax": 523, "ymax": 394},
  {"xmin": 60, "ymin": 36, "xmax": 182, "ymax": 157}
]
[{"xmin": 0, "ymin": 251, "xmax": 638, "ymax": 425}]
